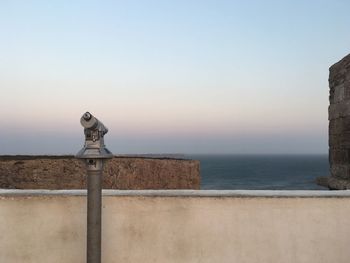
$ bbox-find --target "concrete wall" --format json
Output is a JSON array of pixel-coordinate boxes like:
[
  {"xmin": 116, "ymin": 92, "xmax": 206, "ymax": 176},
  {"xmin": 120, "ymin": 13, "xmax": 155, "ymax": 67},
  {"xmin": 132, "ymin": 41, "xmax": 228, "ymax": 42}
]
[
  {"xmin": 0, "ymin": 156, "xmax": 200, "ymax": 189},
  {"xmin": 1, "ymin": 190, "xmax": 350, "ymax": 263},
  {"xmin": 328, "ymin": 54, "xmax": 350, "ymax": 189}
]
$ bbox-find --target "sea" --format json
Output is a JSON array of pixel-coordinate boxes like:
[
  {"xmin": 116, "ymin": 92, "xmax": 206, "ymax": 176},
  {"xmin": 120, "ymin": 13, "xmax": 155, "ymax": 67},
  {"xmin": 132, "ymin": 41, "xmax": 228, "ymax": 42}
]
[{"xmin": 186, "ymin": 154, "xmax": 329, "ymax": 190}]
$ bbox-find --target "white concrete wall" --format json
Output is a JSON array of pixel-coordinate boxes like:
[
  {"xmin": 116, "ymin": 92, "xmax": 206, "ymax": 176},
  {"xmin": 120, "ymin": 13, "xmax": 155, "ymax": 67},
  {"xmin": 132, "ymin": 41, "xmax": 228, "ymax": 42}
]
[{"xmin": 1, "ymin": 190, "xmax": 350, "ymax": 263}]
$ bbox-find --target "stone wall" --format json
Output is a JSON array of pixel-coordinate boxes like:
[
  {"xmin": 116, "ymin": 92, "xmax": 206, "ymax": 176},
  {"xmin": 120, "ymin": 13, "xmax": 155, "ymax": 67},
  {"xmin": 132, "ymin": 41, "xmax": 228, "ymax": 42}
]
[
  {"xmin": 328, "ymin": 53, "xmax": 350, "ymax": 189},
  {"xmin": 0, "ymin": 156, "xmax": 200, "ymax": 189}
]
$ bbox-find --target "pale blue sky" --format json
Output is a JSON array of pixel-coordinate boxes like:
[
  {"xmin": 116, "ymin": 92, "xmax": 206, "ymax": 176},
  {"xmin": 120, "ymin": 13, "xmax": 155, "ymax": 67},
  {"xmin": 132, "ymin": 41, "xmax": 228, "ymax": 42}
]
[{"xmin": 0, "ymin": 0, "xmax": 349, "ymax": 154}]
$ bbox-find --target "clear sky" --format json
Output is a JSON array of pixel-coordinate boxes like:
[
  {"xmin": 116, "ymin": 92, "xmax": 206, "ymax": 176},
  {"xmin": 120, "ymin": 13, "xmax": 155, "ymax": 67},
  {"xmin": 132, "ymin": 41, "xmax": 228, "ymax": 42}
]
[{"xmin": 0, "ymin": 0, "xmax": 349, "ymax": 154}]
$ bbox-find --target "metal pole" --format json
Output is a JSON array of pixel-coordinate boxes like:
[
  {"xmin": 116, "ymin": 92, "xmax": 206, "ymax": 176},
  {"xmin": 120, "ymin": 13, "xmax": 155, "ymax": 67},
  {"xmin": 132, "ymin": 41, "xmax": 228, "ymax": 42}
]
[
  {"xmin": 87, "ymin": 168, "xmax": 102, "ymax": 263},
  {"xmin": 76, "ymin": 112, "xmax": 113, "ymax": 263}
]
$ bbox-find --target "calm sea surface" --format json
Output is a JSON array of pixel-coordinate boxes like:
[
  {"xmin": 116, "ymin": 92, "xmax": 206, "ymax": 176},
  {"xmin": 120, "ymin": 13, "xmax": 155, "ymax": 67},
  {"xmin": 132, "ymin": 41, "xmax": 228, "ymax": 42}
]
[{"xmin": 187, "ymin": 154, "xmax": 329, "ymax": 190}]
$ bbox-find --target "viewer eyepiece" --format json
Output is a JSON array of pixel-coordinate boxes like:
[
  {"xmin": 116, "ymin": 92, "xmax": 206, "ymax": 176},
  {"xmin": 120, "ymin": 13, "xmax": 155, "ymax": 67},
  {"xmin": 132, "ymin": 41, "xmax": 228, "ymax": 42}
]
[{"xmin": 83, "ymin": 112, "xmax": 92, "ymax": 121}]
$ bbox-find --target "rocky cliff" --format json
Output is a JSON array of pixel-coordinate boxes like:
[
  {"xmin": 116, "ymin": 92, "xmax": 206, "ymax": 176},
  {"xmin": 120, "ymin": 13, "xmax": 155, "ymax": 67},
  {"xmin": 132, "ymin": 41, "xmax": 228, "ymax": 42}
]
[{"xmin": 0, "ymin": 156, "xmax": 200, "ymax": 190}]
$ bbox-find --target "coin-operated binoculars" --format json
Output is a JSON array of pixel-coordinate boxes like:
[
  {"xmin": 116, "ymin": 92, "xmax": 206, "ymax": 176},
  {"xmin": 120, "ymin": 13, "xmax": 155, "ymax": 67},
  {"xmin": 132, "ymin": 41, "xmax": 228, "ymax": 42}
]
[{"xmin": 76, "ymin": 112, "xmax": 113, "ymax": 263}]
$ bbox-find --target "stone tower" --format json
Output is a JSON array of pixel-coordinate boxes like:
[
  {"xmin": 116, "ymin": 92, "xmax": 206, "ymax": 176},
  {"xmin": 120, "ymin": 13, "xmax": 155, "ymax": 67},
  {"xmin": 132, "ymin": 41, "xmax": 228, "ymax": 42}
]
[{"xmin": 328, "ymin": 54, "xmax": 350, "ymax": 189}]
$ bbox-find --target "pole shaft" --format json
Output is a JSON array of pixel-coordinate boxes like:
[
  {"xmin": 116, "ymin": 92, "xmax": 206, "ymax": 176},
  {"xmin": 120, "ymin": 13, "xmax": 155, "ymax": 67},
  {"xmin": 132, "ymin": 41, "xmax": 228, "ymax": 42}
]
[{"xmin": 87, "ymin": 169, "xmax": 102, "ymax": 263}]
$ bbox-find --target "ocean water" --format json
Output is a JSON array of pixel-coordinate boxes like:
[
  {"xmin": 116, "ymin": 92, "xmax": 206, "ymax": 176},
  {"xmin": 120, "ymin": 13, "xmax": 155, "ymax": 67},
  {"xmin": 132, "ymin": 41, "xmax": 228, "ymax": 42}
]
[{"xmin": 187, "ymin": 154, "xmax": 329, "ymax": 190}]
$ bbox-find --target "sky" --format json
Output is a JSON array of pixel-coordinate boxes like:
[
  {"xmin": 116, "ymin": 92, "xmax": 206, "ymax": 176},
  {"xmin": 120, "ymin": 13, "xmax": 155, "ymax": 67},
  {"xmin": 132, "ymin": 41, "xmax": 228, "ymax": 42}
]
[{"xmin": 0, "ymin": 0, "xmax": 349, "ymax": 155}]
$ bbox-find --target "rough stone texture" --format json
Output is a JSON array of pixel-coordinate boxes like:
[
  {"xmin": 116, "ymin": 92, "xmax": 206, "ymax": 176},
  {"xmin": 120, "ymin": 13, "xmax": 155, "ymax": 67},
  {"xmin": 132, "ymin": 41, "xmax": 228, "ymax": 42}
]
[
  {"xmin": 326, "ymin": 53, "xmax": 350, "ymax": 189},
  {"xmin": 0, "ymin": 156, "xmax": 200, "ymax": 190}
]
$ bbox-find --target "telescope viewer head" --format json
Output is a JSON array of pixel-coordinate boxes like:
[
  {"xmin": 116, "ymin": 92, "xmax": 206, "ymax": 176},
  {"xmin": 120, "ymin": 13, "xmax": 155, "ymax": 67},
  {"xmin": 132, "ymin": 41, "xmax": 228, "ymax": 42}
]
[
  {"xmin": 76, "ymin": 111, "xmax": 113, "ymax": 159},
  {"xmin": 80, "ymin": 112, "xmax": 108, "ymax": 135}
]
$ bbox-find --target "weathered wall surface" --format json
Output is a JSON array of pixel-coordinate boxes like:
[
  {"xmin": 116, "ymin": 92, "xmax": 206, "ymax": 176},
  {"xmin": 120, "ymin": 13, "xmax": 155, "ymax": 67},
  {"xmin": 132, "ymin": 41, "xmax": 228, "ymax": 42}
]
[
  {"xmin": 0, "ymin": 156, "xmax": 200, "ymax": 189},
  {"xmin": 328, "ymin": 54, "xmax": 350, "ymax": 189},
  {"xmin": 1, "ymin": 190, "xmax": 350, "ymax": 263}
]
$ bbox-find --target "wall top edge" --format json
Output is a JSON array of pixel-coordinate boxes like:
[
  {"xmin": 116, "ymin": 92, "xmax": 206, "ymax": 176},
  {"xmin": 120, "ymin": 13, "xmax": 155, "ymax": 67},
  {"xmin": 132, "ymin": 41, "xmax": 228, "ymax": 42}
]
[
  {"xmin": 1, "ymin": 189, "xmax": 350, "ymax": 198},
  {"xmin": 0, "ymin": 155, "xmax": 192, "ymax": 161}
]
